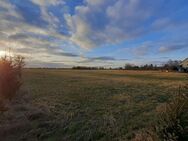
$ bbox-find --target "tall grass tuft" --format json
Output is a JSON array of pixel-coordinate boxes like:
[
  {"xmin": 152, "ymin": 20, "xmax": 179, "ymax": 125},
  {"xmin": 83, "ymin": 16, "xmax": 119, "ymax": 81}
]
[
  {"xmin": 132, "ymin": 85, "xmax": 188, "ymax": 141},
  {"xmin": 132, "ymin": 129, "xmax": 159, "ymax": 141},
  {"xmin": 156, "ymin": 86, "xmax": 188, "ymax": 141},
  {"xmin": 0, "ymin": 55, "xmax": 25, "ymax": 111}
]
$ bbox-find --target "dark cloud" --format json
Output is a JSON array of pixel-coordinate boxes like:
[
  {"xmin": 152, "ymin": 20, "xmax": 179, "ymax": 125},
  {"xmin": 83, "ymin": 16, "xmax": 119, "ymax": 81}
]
[
  {"xmin": 79, "ymin": 56, "xmax": 128, "ymax": 63},
  {"xmin": 91, "ymin": 56, "xmax": 116, "ymax": 61},
  {"xmin": 159, "ymin": 43, "xmax": 188, "ymax": 53},
  {"xmin": 9, "ymin": 33, "xmax": 29, "ymax": 40},
  {"xmin": 52, "ymin": 52, "xmax": 79, "ymax": 57}
]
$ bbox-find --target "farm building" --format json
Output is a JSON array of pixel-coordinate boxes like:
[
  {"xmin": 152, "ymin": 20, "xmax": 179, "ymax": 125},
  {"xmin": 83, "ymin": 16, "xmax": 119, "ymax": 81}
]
[{"xmin": 180, "ymin": 58, "xmax": 188, "ymax": 72}]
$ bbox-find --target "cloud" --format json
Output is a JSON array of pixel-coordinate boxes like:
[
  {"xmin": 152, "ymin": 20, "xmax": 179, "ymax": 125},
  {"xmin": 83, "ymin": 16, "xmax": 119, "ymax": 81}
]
[
  {"xmin": 0, "ymin": 1, "xmax": 22, "ymax": 19},
  {"xmin": 79, "ymin": 56, "xmax": 128, "ymax": 64},
  {"xmin": 27, "ymin": 59, "xmax": 71, "ymax": 68},
  {"xmin": 51, "ymin": 52, "xmax": 79, "ymax": 57},
  {"xmin": 65, "ymin": 0, "xmax": 174, "ymax": 48},
  {"xmin": 132, "ymin": 43, "xmax": 151, "ymax": 56},
  {"xmin": 159, "ymin": 43, "xmax": 188, "ymax": 53},
  {"xmin": 30, "ymin": 0, "xmax": 65, "ymax": 29},
  {"xmin": 1, "ymin": 0, "xmax": 188, "ymax": 67},
  {"xmin": 91, "ymin": 56, "xmax": 116, "ymax": 61},
  {"xmin": 83, "ymin": 56, "xmax": 116, "ymax": 63},
  {"xmin": 0, "ymin": 0, "xmax": 119, "ymax": 68},
  {"xmin": 0, "ymin": 1, "xmax": 81, "ymax": 67},
  {"xmin": 31, "ymin": 0, "xmax": 64, "ymax": 6}
]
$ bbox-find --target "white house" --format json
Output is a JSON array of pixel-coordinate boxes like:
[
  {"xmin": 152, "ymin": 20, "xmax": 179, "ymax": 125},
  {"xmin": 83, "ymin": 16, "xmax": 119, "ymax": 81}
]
[
  {"xmin": 179, "ymin": 58, "xmax": 188, "ymax": 72},
  {"xmin": 181, "ymin": 58, "xmax": 188, "ymax": 68}
]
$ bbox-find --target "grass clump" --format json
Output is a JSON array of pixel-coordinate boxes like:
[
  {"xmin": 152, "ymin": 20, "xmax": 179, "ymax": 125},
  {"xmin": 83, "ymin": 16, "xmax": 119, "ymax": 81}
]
[
  {"xmin": 132, "ymin": 129, "xmax": 158, "ymax": 141},
  {"xmin": 156, "ymin": 86, "xmax": 188, "ymax": 141},
  {"xmin": 132, "ymin": 86, "xmax": 188, "ymax": 141}
]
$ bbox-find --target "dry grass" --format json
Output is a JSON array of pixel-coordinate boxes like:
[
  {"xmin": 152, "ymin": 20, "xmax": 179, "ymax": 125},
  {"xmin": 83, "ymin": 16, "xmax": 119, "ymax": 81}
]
[
  {"xmin": 0, "ymin": 69, "xmax": 187, "ymax": 141},
  {"xmin": 155, "ymin": 86, "xmax": 188, "ymax": 141}
]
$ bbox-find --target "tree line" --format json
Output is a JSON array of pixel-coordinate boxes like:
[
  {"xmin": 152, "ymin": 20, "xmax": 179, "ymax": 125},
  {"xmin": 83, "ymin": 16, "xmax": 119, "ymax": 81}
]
[
  {"xmin": 124, "ymin": 60, "xmax": 182, "ymax": 71},
  {"xmin": 72, "ymin": 60, "xmax": 184, "ymax": 72}
]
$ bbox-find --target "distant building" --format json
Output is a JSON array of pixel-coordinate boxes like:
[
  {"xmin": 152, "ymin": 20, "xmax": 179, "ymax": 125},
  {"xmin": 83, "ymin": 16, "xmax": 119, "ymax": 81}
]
[
  {"xmin": 181, "ymin": 58, "xmax": 188, "ymax": 68},
  {"xmin": 179, "ymin": 58, "xmax": 188, "ymax": 72}
]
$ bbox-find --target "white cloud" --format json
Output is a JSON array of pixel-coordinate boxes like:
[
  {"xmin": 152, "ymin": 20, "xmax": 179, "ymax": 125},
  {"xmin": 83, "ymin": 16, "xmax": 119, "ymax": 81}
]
[
  {"xmin": 0, "ymin": 1, "xmax": 23, "ymax": 19},
  {"xmin": 65, "ymin": 0, "xmax": 167, "ymax": 48},
  {"xmin": 31, "ymin": 0, "xmax": 65, "ymax": 29},
  {"xmin": 1, "ymin": 0, "xmax": 187, "ymax": 67},
  {"xmin": 159, "ymin": 43, "xmax": 188, "ymax": 53},
  {"xmin": 31, "ymin": 0, "xmax": 64, "ymax": 6},
  {"xmin": 0, "ymin": 1, "xmax": 82, "ymax": 67},
  {"xmin": 132, "ymin": 45, "xmax": 150, "ymax": 56}
]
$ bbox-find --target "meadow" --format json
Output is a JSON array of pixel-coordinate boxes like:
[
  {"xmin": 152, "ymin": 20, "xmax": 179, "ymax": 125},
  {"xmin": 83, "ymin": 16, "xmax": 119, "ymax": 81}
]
[{"xmin": 0, "ymin": 69, "xmax": 187, "ymax": 141}]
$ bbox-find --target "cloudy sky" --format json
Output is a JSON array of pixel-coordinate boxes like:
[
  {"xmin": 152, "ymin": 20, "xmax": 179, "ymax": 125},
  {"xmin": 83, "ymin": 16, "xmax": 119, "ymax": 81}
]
[{"xmin": 0, "ymin": 0, "xmax": 188, "ymax": 68}]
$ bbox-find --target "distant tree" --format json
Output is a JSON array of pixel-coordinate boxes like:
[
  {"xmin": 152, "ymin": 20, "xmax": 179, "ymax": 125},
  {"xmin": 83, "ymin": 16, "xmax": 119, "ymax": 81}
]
[
  {"xmin": 163, "ymin": 60, "xmax": 181, "ymax": 71},
  {"xmin": 99, "ymin": 67, "xmax": 105, "ymax": 70},
  {"xmin": 125, "ymin": 63, "xmax": 135, "ymax": 70}
]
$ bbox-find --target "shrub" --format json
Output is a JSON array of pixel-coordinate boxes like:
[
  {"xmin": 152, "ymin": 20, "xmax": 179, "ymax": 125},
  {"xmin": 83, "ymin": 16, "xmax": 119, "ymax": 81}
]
[
  {"xmin": 0, "ymin": 55, "xmax": 24, "ymax": 111},
  {"xmin": 156, "ymin": 86, "xmax": 188, "ymax": 141}
]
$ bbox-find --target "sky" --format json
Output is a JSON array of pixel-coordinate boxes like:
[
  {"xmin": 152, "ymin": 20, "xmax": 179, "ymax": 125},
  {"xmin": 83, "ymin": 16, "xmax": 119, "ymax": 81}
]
[{"xmin": 0, "ymin": 0, "xmax": 188, "ymax": 68}]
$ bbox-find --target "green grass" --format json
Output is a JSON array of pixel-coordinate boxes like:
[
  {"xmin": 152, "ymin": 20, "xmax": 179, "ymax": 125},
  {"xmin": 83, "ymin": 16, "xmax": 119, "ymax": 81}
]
[{"xmin": 0, "ymin": 69, "xmax": 187, "ymax": 141}]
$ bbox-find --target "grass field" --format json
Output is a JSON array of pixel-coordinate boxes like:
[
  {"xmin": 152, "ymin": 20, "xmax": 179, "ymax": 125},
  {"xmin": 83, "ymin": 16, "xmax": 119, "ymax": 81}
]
[{"xmin": 0, "ymin": 69, "xmax": 187, "ymax": 141}]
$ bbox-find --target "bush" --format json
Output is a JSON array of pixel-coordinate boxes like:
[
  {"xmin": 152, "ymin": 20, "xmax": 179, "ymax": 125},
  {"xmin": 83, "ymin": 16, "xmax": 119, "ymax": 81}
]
[
  {"xmin": 156, "ymin": 86, "xmax": 188, "ymax": 141},
  {"xmin": 0, "ymin": 55, "xmax": 24, "ymax": 111}
]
